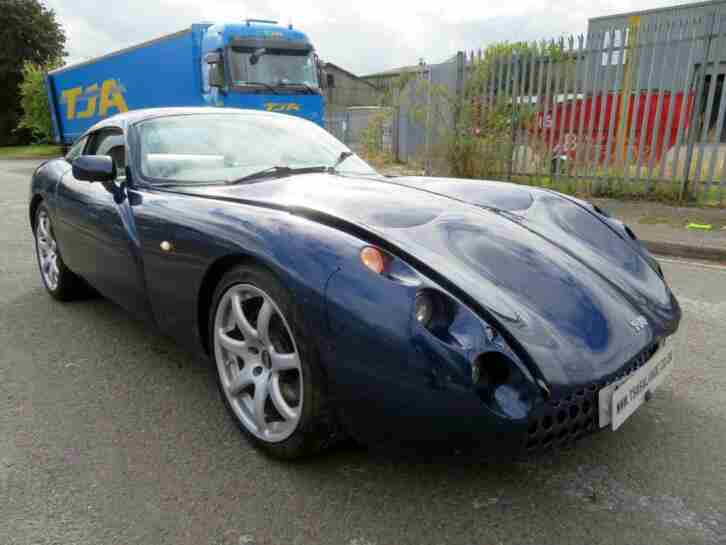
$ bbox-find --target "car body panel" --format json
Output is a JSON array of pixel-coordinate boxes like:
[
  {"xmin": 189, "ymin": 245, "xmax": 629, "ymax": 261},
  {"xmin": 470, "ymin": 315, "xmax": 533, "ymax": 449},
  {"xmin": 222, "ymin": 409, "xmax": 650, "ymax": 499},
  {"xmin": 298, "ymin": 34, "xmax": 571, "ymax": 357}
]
[{"xmin": 129, "ymin": 187, "xmax": 346, "ymax": 354}]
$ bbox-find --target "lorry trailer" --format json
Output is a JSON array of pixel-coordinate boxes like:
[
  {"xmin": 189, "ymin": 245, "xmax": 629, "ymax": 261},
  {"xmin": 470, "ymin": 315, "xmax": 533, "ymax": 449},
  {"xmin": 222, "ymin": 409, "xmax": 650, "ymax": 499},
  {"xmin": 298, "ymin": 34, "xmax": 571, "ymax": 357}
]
[{"xmin": 45, "ymin": 20, "xmax": 326, "ymax": 144}]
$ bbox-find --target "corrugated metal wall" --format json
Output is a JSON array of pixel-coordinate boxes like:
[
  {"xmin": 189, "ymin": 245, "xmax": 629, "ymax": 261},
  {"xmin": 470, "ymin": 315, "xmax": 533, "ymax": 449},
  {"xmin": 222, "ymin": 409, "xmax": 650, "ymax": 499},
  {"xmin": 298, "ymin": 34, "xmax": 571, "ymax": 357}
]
[{"xmin": 587, "ymin": 1, "xmax": 726, "ymax": 91}]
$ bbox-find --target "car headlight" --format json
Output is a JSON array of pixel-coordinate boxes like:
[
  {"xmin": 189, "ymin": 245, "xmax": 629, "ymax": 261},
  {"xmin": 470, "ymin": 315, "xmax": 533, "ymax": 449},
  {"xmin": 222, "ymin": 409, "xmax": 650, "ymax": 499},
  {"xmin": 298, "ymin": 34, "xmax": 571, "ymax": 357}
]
[
  {"xmin": 354, "ymin": 244, "xmax": 542, "ymax": 416},
  {"xmin": 412, "ymin": 289, "xmax": 455, "ymax": 334}
]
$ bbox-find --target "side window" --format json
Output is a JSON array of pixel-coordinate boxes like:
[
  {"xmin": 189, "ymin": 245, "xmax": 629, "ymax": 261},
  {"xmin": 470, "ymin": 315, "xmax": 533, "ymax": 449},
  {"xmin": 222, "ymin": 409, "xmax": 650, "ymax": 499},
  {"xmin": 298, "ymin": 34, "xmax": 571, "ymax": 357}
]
[
  {"xmin": 88, "ymin": 130, "xmax": 126, "ymax": 179},
  {"xmin": 65, "ymin": 136, "xmax": 88, "ymax": 162}
]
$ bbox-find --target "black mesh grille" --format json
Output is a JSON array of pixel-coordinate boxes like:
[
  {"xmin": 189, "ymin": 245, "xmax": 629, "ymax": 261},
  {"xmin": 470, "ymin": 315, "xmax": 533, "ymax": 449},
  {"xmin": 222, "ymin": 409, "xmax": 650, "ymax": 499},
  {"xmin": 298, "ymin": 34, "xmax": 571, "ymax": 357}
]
[{"xmin": 524, "ymin": 341, "xmax": 660, "ymax": 454}]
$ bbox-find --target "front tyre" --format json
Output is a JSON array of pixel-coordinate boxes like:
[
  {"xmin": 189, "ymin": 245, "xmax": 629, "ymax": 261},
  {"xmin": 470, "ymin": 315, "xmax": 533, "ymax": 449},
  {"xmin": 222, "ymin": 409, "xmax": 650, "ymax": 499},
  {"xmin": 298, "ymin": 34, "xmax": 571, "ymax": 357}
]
[
  {"xmin": 34, "ymin": 204, "xmax": 88, "ymax": 301},
  {"xmin": 210, "ymin": 265, "xmax": 338, "ymax": 459}
]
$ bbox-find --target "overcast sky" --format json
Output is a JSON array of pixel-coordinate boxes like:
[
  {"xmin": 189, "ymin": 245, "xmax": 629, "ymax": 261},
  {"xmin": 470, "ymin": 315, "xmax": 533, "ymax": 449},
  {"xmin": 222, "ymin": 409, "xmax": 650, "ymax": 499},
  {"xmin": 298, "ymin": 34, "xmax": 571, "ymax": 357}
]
[{"xmin": 46, "ymin": 0, "xmax": 694, "ymax": 75}]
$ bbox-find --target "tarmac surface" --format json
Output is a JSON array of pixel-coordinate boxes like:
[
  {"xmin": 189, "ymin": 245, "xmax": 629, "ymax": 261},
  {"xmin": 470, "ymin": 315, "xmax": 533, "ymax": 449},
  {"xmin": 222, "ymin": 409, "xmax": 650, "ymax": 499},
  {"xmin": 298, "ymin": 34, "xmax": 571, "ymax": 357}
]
[
  {"xmin": 1, "ymin": 159, "xmax": 725, "ymax": 545},
  {"xmin": 593, "ymin": 198, "xmax": 726, "ymax": 263}
]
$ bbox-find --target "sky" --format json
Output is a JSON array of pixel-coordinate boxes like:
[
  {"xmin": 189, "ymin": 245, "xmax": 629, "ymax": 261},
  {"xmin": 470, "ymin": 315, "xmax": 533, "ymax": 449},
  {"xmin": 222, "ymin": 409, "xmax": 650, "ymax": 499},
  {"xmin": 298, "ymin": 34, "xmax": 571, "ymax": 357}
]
[{"xmin": 46, "ymin": 0, "xmax": 695, "ymax": 76}]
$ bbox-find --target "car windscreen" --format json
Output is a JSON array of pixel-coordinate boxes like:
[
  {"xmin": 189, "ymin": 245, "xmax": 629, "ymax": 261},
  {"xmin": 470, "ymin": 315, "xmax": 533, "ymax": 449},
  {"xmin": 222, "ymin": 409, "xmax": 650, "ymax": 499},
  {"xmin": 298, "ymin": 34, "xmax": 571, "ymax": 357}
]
[{"xmin": 136, "ymin": 113, "xmax": 377, "ymax": 183}]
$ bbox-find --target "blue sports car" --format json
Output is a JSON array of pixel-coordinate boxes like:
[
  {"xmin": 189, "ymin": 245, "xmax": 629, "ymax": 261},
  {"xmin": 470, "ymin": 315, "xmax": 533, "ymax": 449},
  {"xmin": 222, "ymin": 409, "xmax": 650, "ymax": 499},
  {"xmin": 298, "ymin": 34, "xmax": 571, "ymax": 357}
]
[{"xmin": 30, "ymin": 108, "xmax": 680, "ymax": 459}]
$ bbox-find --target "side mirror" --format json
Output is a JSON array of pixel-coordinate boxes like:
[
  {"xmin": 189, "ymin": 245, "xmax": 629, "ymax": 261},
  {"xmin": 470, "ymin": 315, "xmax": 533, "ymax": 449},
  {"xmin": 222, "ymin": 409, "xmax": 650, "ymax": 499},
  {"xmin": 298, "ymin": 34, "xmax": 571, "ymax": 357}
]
[
  {"xmin": 205, "ymin": 51, "xmax": 225, "ymax": 88},
  {"xmin": 204, "ymin": 51, "xmax": 222, "ymax": 65},
  {"xmin": 326, "ymin": 73, "xmax": 335, "ymax": 89},
  {"xmin": 209, "ymin": 64, "xmax": 224, "ymax": 88},
  {"xmin": 72, "ymin": 155, "xmax": 116, "ymax": 182}
]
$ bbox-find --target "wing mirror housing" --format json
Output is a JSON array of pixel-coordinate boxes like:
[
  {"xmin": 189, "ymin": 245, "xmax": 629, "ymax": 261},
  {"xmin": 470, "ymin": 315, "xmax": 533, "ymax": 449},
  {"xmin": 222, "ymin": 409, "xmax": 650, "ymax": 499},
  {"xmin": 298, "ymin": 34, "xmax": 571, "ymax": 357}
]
[
  {"xmin": 205, "ymin": 51, "xmax": 225, "ymax": 88},
  {"xmin": 204, "ymin": 51, "xmax": 222, "ymax": 65},
  {"xmin": 72, "ymin": 155, "xmax": 116, "ymax": 182}
]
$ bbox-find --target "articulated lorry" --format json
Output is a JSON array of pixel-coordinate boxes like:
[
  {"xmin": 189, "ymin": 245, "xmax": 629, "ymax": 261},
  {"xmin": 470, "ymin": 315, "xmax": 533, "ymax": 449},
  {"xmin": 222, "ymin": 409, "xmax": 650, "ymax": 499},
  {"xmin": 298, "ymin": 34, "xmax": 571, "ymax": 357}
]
[{"xmin": 45, "ymin": 20, "xmax": 328, "ymax": 144}]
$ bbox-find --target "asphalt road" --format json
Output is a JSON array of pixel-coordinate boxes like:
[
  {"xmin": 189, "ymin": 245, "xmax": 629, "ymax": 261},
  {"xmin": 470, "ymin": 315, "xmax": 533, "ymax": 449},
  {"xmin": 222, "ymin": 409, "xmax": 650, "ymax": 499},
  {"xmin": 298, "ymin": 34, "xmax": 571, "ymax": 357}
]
[{"xmin": 1, "ymin": 159, "xmax": 725, "ymax": 545}]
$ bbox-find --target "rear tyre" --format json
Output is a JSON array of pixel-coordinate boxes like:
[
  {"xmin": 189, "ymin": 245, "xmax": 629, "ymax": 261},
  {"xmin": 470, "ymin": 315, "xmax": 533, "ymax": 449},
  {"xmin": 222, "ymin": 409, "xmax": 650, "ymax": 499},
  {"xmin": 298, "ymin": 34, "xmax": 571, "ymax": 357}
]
[
  {"xmin": 209, "ymin": 264, "xmax": 339, "ymax": 459},
  {"xmin": 34, "ymin": 204, "xmax": 89, "ymax": 301}
]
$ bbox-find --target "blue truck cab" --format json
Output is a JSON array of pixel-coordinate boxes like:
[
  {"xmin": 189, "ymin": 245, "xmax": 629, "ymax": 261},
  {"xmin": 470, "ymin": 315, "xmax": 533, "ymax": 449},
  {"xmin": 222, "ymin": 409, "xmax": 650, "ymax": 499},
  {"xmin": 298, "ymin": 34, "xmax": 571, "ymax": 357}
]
[{"xmin": 45, "ymin": 20, "xmax": 326, "ymax": 144}]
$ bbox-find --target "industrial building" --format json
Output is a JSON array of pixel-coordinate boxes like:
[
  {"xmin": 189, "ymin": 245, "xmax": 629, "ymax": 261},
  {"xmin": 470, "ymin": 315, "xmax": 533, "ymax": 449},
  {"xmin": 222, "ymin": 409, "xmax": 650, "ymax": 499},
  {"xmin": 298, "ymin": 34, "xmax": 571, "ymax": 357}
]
[
  {"xmin": 585, "ymin": 1, "xmax": 726, "ymax": 92},
  {"xmin": 584, "ymin": 1, "xmax": 726, "ymax": 140}
]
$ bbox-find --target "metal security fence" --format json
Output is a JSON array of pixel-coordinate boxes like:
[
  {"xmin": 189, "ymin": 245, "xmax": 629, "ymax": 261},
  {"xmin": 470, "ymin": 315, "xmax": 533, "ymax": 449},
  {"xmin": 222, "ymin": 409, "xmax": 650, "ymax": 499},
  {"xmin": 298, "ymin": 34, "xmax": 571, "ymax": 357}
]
[
  {"xmin": 461, "ymin": 14, "xmax": 726, "ymax": 203},
  {"xmin": 361, "ymin": 10, "xmax": 726, "ymax": 204},
  {"xmin": 325, "ymin": 106, "xmax": 396, "ymax": 157},
  {"xmin": 396, "ymin": 57, "xmax": 460, "ymax": 169}
]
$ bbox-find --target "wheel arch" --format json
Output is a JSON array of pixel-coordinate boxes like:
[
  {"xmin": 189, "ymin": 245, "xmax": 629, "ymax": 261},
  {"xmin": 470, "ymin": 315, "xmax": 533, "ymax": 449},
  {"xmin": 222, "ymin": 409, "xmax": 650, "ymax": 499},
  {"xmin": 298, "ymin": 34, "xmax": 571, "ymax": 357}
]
[
  {"xmin": 197, "ymin": 253, "xmax": 285, "ymax": 356},
  {"xmin": 29, "ymin": 194, "xmax": 44, "ymax": 230}
]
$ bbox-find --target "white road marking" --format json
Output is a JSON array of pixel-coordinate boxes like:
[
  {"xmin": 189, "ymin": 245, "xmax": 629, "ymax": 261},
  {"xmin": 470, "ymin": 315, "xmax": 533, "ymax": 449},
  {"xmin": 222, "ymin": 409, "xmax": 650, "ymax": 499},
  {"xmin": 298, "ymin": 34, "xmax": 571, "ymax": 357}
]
[
  {"xmin": 672, "ymin": 294, "xmax": 726, "ymax": 319},
  {"xmin": 655, "ymin": 257, "xmax": 726, "ymax": 273}
]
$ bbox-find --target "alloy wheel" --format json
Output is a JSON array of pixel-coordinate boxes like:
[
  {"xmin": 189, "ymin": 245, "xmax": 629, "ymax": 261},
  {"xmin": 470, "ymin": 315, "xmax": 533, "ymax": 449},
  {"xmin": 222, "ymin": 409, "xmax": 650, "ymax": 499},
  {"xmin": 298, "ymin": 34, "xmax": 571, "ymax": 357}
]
[
  {"xmin": 213, "ymin": 283, "xmax": 303, "ymax": 442},
  {"xmin": 36, "ymin": 209, "xmax": 60, "ymax": 291}
]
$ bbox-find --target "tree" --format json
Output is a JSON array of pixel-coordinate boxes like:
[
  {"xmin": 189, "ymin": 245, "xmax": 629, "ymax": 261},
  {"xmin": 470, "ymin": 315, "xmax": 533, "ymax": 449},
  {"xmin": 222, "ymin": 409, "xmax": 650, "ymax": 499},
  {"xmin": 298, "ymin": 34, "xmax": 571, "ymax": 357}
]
[
  {"xmin": 18, "ymin": 59, "xmax": 62, "ymax": 142},
  {"xmin": 0, "ymin": 0, "xmax": 65, "ymax": 145}
]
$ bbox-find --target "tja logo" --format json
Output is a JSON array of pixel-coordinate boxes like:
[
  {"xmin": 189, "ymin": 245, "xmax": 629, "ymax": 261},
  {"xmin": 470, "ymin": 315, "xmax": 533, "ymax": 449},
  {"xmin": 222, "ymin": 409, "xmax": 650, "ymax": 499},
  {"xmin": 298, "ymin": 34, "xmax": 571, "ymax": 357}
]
[
  {"xmin": 61, "ymin": 79, "xmax": 129, "ymax": 120},
  {"xmin": 264, "ymin": 102, "xmax": 300, "ymax": 112}
]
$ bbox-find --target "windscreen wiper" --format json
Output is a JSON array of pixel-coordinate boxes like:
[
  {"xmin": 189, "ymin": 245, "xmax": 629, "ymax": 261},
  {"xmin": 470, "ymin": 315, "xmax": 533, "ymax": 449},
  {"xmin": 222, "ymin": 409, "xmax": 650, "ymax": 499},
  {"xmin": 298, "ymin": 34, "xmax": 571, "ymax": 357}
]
[
  {"xmin": 227, "ymin": 165, "xmax": 329, "ymax": 185},
  {"xmin": 274, "ymin": 82, "xmax": 319, "ymax": 94},
  {"xmin": 237, "ymin": 82, "xmax": 280, "ymax": 94}
]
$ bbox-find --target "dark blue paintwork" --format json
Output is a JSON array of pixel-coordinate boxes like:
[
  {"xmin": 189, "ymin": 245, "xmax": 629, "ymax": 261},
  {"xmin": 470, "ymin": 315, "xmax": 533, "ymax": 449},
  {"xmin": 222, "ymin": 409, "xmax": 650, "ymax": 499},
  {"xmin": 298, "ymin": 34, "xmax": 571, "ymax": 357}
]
[{"xmin": 29, "ymin": 108, "xmax": 680, "ymax": 454}]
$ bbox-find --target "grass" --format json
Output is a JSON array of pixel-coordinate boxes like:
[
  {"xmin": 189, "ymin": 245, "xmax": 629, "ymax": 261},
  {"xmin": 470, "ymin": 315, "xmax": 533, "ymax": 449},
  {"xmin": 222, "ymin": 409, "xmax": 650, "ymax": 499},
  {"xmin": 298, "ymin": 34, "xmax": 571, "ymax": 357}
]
[
  {"xmin": 507, "ymin": 174, "xmax": 726, "ymax": 208},
  {"xmin": 0, "ymin": 144, "xmax": 62, "ymax": 159},
  {"xmin": 636, "ymin": 214, "xmax": 726, "ymax": 229},
  {"xmin": 426, "ymin": 139, "xmax": 726, "ymax": 206},
  {"xmin": 638, "ymin": 215, "xmax": 673, "ymax": 226}
]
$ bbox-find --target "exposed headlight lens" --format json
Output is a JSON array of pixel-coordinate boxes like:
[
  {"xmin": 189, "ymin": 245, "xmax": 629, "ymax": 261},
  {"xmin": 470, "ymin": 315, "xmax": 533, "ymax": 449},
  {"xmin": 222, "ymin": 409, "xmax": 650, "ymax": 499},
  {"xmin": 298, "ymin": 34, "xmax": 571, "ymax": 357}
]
[{"xmin": 414, "ymin": 292, "xmax": 434, "ymax": 327}]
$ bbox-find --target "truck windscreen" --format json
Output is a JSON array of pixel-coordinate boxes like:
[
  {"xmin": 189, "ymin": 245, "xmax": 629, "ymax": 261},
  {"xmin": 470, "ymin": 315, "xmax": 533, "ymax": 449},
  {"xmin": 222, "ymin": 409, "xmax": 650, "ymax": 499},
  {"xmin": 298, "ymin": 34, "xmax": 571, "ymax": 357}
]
[{"xmin": 228, "ymin": 47, "xmax": 319, "ymax": 90}]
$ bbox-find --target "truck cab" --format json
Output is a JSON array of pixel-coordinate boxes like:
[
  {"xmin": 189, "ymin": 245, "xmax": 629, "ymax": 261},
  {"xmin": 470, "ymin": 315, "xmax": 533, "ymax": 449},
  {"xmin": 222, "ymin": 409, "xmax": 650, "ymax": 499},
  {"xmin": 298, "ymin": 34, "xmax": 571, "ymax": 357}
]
[{"xmin": 199, "ymin": 20, "xmax": 325, "ymax": 126}]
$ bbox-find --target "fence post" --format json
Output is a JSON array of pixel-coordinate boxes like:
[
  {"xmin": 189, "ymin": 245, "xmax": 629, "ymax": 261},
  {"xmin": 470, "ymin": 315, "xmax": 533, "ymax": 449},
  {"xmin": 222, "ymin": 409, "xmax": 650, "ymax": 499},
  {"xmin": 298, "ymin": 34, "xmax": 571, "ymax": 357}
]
[
  {"xmin": 681, "ymin": 12, "xmax": 716, "ymax": 200},
  {"xmin": 616, "ymin": 15, "xmax": 641, "ymax": 168},
  {"xmin": 424, "ymin": 62, "xmax": 433, "ymax": 176},
  {"xmin": 344, "ymin": 108, "xmax": 350, "ymax": 147},
  {"xmin": 456, "ymin": 51, "xmax": 465, "ymax": 102},
  {"xmin": 393, "ymin": 106, "xmax": 400, "ymax": 162},
  {"xmin": 508, "ymin": 52, "xmax": 519, "ymax": 181}
]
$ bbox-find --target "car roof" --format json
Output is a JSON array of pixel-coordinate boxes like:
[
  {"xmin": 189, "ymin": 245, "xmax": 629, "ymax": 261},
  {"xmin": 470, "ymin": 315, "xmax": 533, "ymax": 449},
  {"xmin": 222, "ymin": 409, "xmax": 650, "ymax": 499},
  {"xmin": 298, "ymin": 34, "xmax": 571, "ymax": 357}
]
[{"xmin": 83, "ymin": 107, "xmax": 299, "ymax": 134}]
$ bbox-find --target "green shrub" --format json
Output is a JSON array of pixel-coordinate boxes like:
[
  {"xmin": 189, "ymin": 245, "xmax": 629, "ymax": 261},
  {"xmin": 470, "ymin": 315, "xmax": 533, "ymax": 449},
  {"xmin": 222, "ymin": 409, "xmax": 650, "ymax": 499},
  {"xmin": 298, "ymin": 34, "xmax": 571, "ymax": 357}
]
[
  {"xmin": 360, "ymin": 109, "xmax": 394, "ymax": 164},
  {"xmin": 17, "ymin": 59, "xmax": 63, "ymax": 143}
]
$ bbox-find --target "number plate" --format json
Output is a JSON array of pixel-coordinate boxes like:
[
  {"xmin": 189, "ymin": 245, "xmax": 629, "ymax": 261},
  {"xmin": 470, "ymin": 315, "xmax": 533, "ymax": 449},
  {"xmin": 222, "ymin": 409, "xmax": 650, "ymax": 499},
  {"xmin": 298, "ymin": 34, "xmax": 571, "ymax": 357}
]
[{"xmin": 598, "ymin": 345, "xmax": 675, "ymax": 431}]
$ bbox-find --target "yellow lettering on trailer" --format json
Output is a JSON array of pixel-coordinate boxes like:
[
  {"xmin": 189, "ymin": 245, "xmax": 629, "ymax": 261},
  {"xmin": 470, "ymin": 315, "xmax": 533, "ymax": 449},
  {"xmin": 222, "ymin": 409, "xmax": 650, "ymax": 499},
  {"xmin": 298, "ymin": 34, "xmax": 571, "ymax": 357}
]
[
  {"xmin": 76, "ymin": 84, "xmax": 98, "ymax": 119},
  {"xmin": 61, "ymin": 87, "xmax": 82, "ymax": 120},
  {"xmin": 99, "ymin": 80, "xmax": 129, "ymax": 116},
  {"xmin": 61, "ymin": 79, "xmax": 129, "ymax": 120},
  {"xmin": 264, "ymin": 102, "xmax": 301, "ymax": 112}
]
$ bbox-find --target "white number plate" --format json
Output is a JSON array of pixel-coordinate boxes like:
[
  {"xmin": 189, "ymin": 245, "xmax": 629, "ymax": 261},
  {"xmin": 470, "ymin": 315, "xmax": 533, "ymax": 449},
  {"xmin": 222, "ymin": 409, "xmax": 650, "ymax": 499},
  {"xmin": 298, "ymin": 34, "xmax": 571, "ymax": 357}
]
[{"xmin": 598, "ymin": 344, "xmax": 675, "ymax": 431}]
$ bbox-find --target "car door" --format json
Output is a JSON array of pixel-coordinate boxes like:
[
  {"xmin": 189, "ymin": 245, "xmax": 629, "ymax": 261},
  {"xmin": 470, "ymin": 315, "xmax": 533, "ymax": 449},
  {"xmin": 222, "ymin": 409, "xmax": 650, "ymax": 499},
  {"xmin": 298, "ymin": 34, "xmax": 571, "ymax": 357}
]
[
  {"xmin": 51, "ymin": 135, "xmax": 89, "ymax": 268},
  {"xmin": 55, "ymin": 128, "xmax": 153, "ymax": 322}
]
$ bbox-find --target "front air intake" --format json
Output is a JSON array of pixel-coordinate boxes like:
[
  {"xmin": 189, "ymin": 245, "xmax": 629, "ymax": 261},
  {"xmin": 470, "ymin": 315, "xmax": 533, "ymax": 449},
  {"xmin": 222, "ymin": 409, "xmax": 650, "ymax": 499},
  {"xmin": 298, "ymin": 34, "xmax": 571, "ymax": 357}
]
[{"xmin": 524, "ymin": 341, "xmax": 660, "ymax": 454}]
